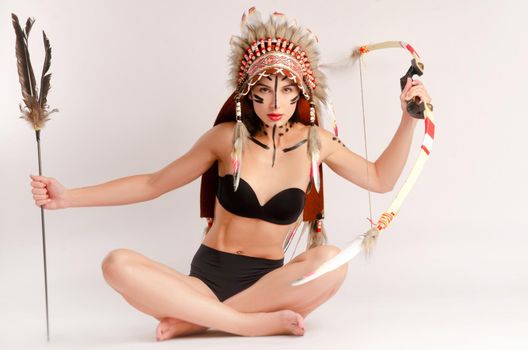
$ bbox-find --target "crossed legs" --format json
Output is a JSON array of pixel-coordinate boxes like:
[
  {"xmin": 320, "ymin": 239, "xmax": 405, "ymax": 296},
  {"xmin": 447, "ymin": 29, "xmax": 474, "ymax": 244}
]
[{"xmin": 101, "ymin": 245, "xmax": 348, "ymax": 339}]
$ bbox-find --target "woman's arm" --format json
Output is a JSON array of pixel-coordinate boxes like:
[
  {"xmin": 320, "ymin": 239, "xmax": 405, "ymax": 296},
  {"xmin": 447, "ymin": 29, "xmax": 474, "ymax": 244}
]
[
  {"xmin": 62, "ymin": 123, "xmax": 228, "ymax": 208},
  {"xmin": 319, "ymin": 118, "xmax": 417, "ymax": 194},
  {"xmin": 147, "ymin": 122, "xmax": 230, "ymax": 198},
  {"xmin": 373, "ymin": 117, "xmax": 418, "ymax": 191},
  {"xmin": 63, "ymin": 174, "xmax": 158, "ymax": 208},
  {"xmin": 319, "ymin": 126, "xmax": 387, "ymax": 193},
  {"xmin": 320, "ymin": 78, "xmax": 430, "ymax": 193}
]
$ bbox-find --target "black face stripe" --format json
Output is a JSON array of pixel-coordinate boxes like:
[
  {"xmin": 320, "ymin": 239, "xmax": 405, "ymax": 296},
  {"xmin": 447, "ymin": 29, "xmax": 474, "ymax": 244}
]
[
  {"xmin": 271, "ymin": 125, "xmax": 277, "ymax": 167},
  {"xmin": 290, "ymin": 94, "xmax": 300, "ymax": 104},
  {"xmin": 283, "ymin": 138, "xmax": 308, "ymax": 153},
  {"xmin": 248, "ymin": 135, "xmax": 270, "ymax": 150},
  {"xmin": 265, "ymin": 76, "xmax": 273, "ymax": 81},
  {"xmin": 274, "ymin": 75, "xmax": 278, "ymax": 109},
  {"xmin": 282, "ymin": 75, "xmax": 288, "ymax": 81},
  {"xmin": 253, "ymin": 93, "xmax": 264, "ymax": 104}
]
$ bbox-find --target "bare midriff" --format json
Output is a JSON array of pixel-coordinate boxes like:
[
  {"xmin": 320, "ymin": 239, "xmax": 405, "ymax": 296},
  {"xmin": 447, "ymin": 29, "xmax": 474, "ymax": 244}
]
[
  {"xmin": 201, "ymin": 198, "xmax": 295, "ymax": 260},
  {"xmin": 201, "ymin": 122, "xmax": 313, "ymax": 260}
]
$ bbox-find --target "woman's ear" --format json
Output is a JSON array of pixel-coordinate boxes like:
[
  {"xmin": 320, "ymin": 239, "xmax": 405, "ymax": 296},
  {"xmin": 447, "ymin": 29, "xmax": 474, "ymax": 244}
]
[{"xmin": 247, "ymin": 92, "xmax": 253, "ymax": 100}]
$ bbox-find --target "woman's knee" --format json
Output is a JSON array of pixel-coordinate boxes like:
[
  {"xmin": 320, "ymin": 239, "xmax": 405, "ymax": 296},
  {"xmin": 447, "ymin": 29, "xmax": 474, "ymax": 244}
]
[
  {"xmin": 101, "ymin": 248, "xmax": 141, "ymax": 281},
  {"xmin": 310, "ymin": 245, "xmax": 341, "ymax": 263},
  {"xmin": 309, "ymin": 245, "xmax": 348, "ymax": 285}
]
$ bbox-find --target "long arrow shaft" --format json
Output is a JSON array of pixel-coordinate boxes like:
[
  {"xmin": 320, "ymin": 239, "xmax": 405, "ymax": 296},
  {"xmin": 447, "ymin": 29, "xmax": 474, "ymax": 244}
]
[{"xmin": 36, "ymin": 129, "xmax": 50, "ymax": 342}]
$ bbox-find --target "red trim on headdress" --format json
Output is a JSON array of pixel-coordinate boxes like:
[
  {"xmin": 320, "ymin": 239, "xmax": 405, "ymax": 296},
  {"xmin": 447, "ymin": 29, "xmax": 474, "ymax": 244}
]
[{"xmin": 238, "ymin": 38, "xmax": 316, "ymax": 90}]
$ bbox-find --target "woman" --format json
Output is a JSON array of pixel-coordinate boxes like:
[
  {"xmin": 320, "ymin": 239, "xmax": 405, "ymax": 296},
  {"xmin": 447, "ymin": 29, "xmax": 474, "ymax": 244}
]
[{"xmin": 29, "ymin": 9, "xmax": 431, "ymax": 340}]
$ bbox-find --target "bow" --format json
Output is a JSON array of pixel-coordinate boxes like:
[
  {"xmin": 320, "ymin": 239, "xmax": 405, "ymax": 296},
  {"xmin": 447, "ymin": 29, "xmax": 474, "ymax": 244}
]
[{"xmin": 291, "ymin": 41, "xmax": 436, "ymax": 286}]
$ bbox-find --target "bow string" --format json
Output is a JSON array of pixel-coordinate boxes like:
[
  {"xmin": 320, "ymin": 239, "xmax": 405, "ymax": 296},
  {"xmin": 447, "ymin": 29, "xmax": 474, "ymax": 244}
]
[{"xmin": 291, "ymin": 41, "xmax": 436, "ymax": 286}]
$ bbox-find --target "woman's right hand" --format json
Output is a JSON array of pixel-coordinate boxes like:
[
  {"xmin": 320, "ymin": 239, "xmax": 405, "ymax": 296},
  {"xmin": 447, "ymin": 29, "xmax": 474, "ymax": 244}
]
[{"xmin": 29, "ymin": 175, "xmax": 67, "ymax": 210}]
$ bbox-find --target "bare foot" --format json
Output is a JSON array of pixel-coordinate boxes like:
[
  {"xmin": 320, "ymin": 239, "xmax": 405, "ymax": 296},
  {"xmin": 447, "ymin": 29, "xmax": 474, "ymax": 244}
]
[
  {"xmin": 156, "ymin": 317, "xmax": 208, "ymax": 341},
  {"xmin": 242, "ymin": 310, "xmax": 305, "ymax": 337}
]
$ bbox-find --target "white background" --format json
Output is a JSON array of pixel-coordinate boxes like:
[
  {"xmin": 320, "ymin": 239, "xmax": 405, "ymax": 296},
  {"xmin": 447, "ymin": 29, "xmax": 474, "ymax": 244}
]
[{"xmin": 1, "ymin": 0, "xmax": 527, "ymax": 349}]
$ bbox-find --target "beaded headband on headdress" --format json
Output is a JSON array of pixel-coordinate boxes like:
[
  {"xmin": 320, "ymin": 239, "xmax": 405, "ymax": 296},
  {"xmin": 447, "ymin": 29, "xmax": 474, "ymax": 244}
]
[
  {"xmin": 228, "ymin": 8, "xmax": 328, "ymax": 107},
  {"xmin": 238, "ymin": 42, "xmax": 314, "ymax": 100}
]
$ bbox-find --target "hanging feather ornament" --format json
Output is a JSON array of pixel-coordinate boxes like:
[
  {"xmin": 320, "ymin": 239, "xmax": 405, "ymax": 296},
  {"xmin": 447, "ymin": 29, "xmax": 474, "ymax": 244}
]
[
  {"xmin": 307, "ymin": 100, "xmax": 321, "ymax": 193},
  {"xmin": 326, "ymin": 100, "xmax": 339, "ymax": 137},
  {"xmin": 306, "ymin": 212, "xmax": 328, "ymax": 249},
  {"xmin": 12, "ymin": 13, "xmax": 58, "ymax": 342},
  {"xmin": 202, "ymin": 217, "xmax": 214, "ymax": 237},
  {"xmin": 360, "ymin": 227, "xmax": 380, "ymax": 259},
  {"xmin": 231, "ymin": 95, "xmax": 249, "ymax": 191}
]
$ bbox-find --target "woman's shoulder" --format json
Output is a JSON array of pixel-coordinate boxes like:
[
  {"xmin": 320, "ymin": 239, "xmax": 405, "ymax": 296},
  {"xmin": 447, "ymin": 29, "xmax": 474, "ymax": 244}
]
[
  {"xmin": 202, "ymin": 121, "xmax": 235, "ymax": 139},
  {"xmin": 210, "ymin": 121, "xmax": 236, "ymax": 135},
  {"xmin": 202, "ymin": 121, "xmax": 235, "ymax": 156},
  {"xmin": 295, "ymin": 122, "xmax": 334, "ymax": 141},
  {"xmin": 307, "ymin": 124, "xmax": 342, "ymax": 161}
]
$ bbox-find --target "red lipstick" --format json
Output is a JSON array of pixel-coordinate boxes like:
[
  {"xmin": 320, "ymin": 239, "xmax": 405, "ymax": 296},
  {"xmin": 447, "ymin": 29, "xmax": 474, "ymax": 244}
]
[{"xmin": 267, "ymin": 113, "xmax": 283, "ymax": 121}]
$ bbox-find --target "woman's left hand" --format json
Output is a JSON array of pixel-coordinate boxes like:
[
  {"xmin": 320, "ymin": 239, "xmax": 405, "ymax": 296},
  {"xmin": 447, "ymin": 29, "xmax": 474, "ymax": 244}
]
[{"xmin": 400, "ymin": 77, "xmax": 431, "ymax": 121}]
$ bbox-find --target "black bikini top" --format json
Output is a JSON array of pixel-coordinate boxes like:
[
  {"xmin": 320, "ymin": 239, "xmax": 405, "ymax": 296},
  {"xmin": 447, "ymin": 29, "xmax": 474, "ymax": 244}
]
[{"xmin": 216, "ymin": 174, "xmax": 306, "ymax": 225}]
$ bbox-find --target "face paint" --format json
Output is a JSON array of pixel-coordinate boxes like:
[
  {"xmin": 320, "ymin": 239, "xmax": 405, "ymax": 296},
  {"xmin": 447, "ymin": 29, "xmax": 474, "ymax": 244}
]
[
  {"xmin": 283, "ymin": 138, "xmax": 308, "ymax": 153},
  {"xmin": 274, "ymin": 75, "xmax": 278, "ymax": 110},
  {"xmin": 290, "ymin": 94, "xmax": 300, "ymax": 104},
  {"xmin": 252, "ymin": 93, "xmax": 264, "ymax": 104},
  {"xmin": 271, "ymin": 124, "xmax": 277, "ymax": 167},
  {"xmin": 249, "ymin": 74, "xmax": 300, "ymax": 126},
  {"xmin": 248, "ymin": 135, "xmax": 270, "ymax": 150},
  {"xmin": 332, "ymin": 136, "xmax": 347, "ymax": 148}
]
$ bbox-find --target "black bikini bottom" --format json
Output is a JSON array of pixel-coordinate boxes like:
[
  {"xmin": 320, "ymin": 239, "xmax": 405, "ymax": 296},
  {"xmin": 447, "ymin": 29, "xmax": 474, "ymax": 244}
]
[{"xmin": 188, "ymin": 244, "xmax": 284, "ymax": 302}]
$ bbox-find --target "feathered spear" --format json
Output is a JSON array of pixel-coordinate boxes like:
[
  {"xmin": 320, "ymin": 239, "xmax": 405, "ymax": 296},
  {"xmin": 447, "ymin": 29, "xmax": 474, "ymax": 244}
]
[{"xmin": 12, "ymin": 13, "xmax": 58, "ymax": 342}]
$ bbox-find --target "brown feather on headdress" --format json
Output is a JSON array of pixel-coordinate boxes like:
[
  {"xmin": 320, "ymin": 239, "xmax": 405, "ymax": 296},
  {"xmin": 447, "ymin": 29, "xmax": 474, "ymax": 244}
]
[{"xmin": 12, "ymin": 13, "xmax": 58, "ymax": 131}]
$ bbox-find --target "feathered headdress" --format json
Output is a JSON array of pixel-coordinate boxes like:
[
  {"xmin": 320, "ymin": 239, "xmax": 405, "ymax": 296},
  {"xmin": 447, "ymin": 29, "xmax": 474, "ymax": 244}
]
[{"xmin": 228, "ymin": 8, "xmax": 328, "ymax": 110}]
